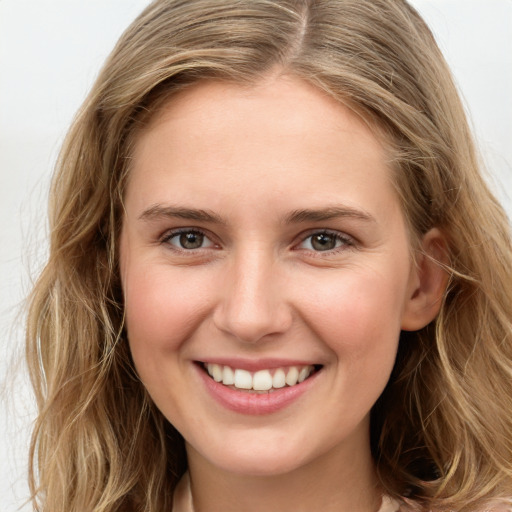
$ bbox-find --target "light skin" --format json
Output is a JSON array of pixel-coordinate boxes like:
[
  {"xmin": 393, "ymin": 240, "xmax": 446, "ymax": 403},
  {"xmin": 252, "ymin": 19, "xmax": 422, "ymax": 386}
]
[{"xmin": 120, "ymin": 74, "xmax": 447, "ymax": 512}]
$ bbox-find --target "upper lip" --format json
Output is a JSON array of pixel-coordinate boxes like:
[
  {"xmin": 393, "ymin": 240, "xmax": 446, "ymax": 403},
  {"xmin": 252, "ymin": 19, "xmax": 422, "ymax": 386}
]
[{"xmin": 196, "ymin": 358, "xmax": 321, "ymax": 372}]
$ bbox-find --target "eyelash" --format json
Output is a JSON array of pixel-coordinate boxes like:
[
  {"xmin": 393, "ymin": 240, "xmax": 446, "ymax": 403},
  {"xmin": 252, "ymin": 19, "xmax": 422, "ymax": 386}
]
[
  {"xmin": 296, "ymin": 229, "xmax": 355, "ymax": 254},
  {"xmin": 160, "ymin": 228, "xmax": 355, "ymax": 255},
  {"xmin": 160, "ymin": 228, "xmax": 217, "ymax": 251}
]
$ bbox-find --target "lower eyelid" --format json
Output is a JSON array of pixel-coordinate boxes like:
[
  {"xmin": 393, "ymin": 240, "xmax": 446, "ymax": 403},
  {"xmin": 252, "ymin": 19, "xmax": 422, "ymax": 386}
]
[{"xmin": 161, "ymin": 229, "xmax": 215, "ymax": 249}]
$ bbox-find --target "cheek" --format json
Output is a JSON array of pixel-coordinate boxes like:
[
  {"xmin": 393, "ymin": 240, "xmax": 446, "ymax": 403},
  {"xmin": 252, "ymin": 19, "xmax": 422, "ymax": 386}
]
[
  {"xmin": 299, "ymin": 266, "xmax": 407, "ymax": 366},
  {"xmin": 123, "ymin": 264, "xmax": 213, "ymax": 360}
]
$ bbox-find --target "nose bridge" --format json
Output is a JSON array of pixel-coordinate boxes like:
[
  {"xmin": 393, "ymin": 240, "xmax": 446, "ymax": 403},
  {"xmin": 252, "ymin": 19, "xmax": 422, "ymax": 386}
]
[{"xmin": 214, "ymin": 246, "xmax": 291, "ymax": 343}]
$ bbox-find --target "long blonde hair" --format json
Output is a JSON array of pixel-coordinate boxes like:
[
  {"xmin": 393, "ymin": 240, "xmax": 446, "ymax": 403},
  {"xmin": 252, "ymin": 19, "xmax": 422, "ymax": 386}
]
[{"xmin": 26, "ymin": 1, "xmax": 512, "ymax": 510}]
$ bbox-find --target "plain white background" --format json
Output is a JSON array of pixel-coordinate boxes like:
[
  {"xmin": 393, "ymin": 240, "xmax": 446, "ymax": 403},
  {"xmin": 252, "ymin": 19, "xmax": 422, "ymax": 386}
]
[{"xmin": 1, "ymin": 1, "xmax": 511, "ymax": 510}]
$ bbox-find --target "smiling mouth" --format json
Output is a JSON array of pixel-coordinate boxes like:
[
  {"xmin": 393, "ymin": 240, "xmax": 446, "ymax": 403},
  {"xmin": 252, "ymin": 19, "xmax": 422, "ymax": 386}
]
[{"xmin": 200, "ymin": 362, "xmax": 322, "ymax": 393}]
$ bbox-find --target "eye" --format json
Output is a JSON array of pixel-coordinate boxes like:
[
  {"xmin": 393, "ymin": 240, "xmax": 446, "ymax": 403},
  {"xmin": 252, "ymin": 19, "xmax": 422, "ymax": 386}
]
[
  {"xmin": 298, "ymin": 231, "xmax": 353, "ymax": 252},
  {"xmin": 162, "ymin": 229, "xmax": 216, "ymax": 250}
]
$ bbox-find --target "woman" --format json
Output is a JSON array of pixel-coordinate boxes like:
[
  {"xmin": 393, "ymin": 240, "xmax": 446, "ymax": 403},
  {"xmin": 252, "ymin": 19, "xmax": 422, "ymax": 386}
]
[{"xmin": 26, "ymin": 1, "xmax": 512, "ymax": 511}]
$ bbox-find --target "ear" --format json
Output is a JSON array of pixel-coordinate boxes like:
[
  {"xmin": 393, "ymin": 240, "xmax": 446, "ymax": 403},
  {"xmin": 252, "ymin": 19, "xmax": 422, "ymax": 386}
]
[{"xmin": 401, "ymin": 228, "xmax": 449, "ymax": 332}]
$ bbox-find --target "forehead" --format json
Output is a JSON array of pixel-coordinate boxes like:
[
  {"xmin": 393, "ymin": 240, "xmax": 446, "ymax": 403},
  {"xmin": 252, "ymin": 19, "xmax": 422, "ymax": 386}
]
[
  {"xmin": 126, "ymin": 76, "xmax": 400, "ymax": 225},
  {"xmin": 136, "ymin": 75, "xmax": 388, "ymax": 154}
]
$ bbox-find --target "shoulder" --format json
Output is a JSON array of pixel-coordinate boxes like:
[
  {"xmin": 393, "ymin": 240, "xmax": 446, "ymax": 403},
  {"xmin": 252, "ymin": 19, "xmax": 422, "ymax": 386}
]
[
  {"xmin": 393, "ymin": 499, "xmax": 512, "ymax": 512},
  {"xmin": 487, "ymin": 504, "xmax": 512, "ymax": 512},
  {"xmin": 396, "ymin": 507, "xmax": 512, "ymax": 512}
]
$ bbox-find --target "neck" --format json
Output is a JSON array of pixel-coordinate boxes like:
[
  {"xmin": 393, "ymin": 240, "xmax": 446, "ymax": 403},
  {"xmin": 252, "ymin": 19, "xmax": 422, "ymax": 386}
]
[{"xmin": 185, "ymin": 436, "xmax": 382, "ymax": 512}]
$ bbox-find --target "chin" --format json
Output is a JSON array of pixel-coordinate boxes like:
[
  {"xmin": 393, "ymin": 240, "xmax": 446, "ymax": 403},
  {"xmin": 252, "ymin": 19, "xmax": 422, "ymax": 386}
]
[
  {"xmin": 213, "ymin": 453, "xmax": 308, "ymax": 478},
  {"xmin": 187, "ymin": 433, "xmax": 314, "ymax": 478}
]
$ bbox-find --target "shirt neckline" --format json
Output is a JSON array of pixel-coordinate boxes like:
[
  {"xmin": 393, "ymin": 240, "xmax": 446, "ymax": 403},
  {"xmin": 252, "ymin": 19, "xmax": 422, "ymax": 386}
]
[{"xmin": 171, "ymin": 472, "xmax": 401, "ymax": 512}]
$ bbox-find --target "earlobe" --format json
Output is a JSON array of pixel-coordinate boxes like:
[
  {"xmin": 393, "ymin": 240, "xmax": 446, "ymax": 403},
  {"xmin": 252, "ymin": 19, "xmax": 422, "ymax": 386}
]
[{"xmin": 401, "ymin": 228, "xmax": 450, "ymax": 332}]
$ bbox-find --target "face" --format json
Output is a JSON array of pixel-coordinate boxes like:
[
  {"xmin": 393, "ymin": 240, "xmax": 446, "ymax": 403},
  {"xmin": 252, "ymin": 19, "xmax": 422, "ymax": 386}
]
[{"xmin": 120, "ymin": 76, "xmax": 422, "ymax": 478}]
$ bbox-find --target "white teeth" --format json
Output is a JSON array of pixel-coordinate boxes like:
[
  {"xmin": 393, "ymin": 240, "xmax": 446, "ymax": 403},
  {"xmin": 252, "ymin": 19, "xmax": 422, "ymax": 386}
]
[
  {"xmin": 272, "ymin": 368, "xmax": 286, "ymax": 389},
  {"xmin": 233, "ymin": 369, "xmax": 253, "ymax": 389},
  {"xmin": 222, "ymin": 365, "xmax": 234, "ymax": 385},
  {"xmin": 285, "ymin": 366, "xmax": 299, "ymax": 386},
  {"xmin": 253, "ymin": 370, "xmax": 273, "ymax": 391},
  {"xmin": 206, "ymin": 363, "xmax": 223, "ymax": 382},
  {"xmin": 205, "ymin": 363, "xmax": 316, "ymax": 391},
  {"xmin": 212, "ymin": 364, "xmax": 223, "ymax": 382},
  {"xmin": 298, "ymin": 367, "xmax": 309, "ymax": 383}
]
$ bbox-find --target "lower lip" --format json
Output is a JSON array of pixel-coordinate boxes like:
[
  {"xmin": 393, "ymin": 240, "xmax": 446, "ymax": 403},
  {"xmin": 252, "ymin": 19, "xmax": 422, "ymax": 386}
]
[{"xmin": 195, "ymin": 364, "xmax": 320, "ymax": 415}]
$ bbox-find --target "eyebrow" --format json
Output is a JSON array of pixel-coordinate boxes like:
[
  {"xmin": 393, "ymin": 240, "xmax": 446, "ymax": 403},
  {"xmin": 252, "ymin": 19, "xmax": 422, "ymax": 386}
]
[
  {"xmin": 138, "ymin": 204, "xmax": 226, "ymax": 224},
  {"xmin": 139, "ymin": 203, "xmax": 376, "ymax": 226},
  {"xmin": 284, "ymin": 206, "xmax": 376, "ymax": 224}
]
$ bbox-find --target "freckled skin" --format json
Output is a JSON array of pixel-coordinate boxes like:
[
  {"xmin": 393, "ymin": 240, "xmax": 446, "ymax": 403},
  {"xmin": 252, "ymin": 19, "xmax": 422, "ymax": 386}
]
[{"xmin": 120, "ymin": 76, "xmax": 424, "ymax": 510}]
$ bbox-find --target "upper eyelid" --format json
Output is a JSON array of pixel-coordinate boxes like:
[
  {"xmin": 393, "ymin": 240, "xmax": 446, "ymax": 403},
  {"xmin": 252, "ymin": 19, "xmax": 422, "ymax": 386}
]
[
  {"xmin": 160, "ymin": 227, "xmax": 217, "ymax": 248},
  {"xmin": 295, "ymin": 228, "xmax": 355, "ymax": 245},
  {"xmin": 162, "ymin": 227, "xmax": 191, "ymax": 236},
  {"xmin": 161, "ymin": 226, "xmax": 211, "ymax": 239}
]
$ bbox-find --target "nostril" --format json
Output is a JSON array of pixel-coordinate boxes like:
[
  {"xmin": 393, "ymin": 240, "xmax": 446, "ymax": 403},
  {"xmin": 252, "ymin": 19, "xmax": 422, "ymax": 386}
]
[
  {"xmin": 212, "ymin": 305, "xmax": 293, "ymax": 344},
  {"xmin": 212, "ymin": 269, "xmax": 293, "ymax": 343}
]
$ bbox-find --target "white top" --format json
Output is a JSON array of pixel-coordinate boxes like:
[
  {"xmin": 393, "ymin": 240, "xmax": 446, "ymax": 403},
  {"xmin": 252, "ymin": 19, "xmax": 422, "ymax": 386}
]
[
  {"xmin": 171, "ymin": 473, "xmax": 401, "ymax": 512},
  {"xmin": 171, "ymin": 472, "xmax": 512, "ymax": 511}
]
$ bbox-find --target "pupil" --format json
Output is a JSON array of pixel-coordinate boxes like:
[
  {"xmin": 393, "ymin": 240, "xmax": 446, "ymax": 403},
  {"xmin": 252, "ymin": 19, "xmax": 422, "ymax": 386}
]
[
  {"xmin": 180, "ymin": 232, "xmax": 203, "ymax": 249},
  {"xmin": 312, "ymin": 233, "xmax": 335, "ymax": 251}
]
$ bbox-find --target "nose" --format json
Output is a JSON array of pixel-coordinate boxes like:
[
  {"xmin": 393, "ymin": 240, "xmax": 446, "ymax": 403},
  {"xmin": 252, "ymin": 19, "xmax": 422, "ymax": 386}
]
[{"xmin": 213, "ymin": 249, "xmax": 293, "ymax": 343}]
